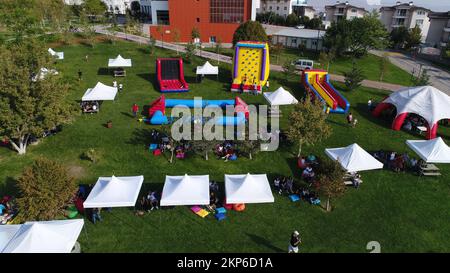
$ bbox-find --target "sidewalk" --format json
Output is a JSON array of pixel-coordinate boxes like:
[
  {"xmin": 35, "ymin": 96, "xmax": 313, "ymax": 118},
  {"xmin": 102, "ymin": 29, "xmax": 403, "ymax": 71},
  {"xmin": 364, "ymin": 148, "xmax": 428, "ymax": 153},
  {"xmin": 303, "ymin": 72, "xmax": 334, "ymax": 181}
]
[{"xmin": 95, "ymin": 26, "xmax": 406, "ymax": 92}]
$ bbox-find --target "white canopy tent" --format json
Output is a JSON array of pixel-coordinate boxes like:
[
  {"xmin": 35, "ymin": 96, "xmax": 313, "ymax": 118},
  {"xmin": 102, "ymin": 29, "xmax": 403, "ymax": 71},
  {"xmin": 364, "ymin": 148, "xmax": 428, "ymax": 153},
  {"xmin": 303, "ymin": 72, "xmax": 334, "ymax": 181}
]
[
  {"xmin": 108, "ymin": 55, "xmax": 132, "ymax": 67},
  {"xmin": 160, "ymin": 174, "xmax": 210, "ymax": 206},
  {"xmin": 325, "ymin": 143, "xmax": 384, "ymax": 172},
  {"xmin": 48, "ymin": 48, "xmax": 64, "ymax": 60},
  {"xmin": 81, "ymin": 82, "xmax": 118, "ymax": 101},
  {"xmin": 383, "ymin": 86, "xmax": 450, "ymax": 128},
  {"xmin": 406, "ymin": 137, "xmax": 450, "ymax": 163},
  {"xmin": 196, "ymin": 61, "xmax": 219, "ymax": 75},
  {"xmin": 225, "ymin": 173, "xmax": 274, "ymax": 204},
  {"xmin": 32, "ymin": 67, "xmax": 59, "ymax": 82},
  {"xmin": 263, "ymin": 86, "xmax": 299, "ymax": 106},
  {"xmin": 1, "ymin": 219, "xmax": 84, "ymax": 253},
  {"xmin": 83, "ymin": 175, "xmax": 144, "ymax": 208}
]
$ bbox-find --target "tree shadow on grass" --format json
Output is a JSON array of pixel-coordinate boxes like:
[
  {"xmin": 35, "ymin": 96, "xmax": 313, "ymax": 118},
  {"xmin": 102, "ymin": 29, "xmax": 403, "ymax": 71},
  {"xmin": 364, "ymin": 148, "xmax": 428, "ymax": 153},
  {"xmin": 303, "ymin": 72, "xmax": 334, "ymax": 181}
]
[
  {"xmin": 121, "ymin": 111, "xmax": 134, "ymax": 118},
  {"xmin": 97, "ymin": 67, "xmax": 111, "ymax": 76},
  {"xmin": 137, "ymin": 73, "xmax": 159, "ymax": 91},
  {"xmin": 127, "ymin": 128, "xmax": 152, "ymax": 146},
  {"xmin": 0, "ymin": 177, "xmax": 17, "ymax": 196},
  {"xmin": 245, "ymin": 233, "xmax": 284, "ymax": 253}
]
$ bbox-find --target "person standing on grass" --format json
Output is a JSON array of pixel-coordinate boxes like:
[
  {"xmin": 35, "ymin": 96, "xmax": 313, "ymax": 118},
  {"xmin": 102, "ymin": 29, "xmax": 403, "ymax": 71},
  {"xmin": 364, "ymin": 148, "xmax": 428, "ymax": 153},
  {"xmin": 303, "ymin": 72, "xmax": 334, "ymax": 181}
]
[
  {"xmin": 352, "ymin": 118, "xmax": 358, "ymax": 128},
  {"xmin": 119, "ymin": 83, "xmax": 123, "ymax": 93},
  {"xmin": 368, "ymin": 99, "xmax": 373, "ymax": 111},
  {"xmin": 78, "ymin": 69, "xmax": 82, "ymax": 81},
  {"xmin": 132, "ymin": 103, "xmax": 139, "ymax": 117},
  {"xmin": 265, "ymin": 80, "xmax": 270, "ymax": 92},
  {"xmin": 346, "ymin": 112, "xmax": 353, "ymax": 125},
  {"xmin": 91, "ymin": 208, "xmax": 102, "ymax": 224},
  {"xmin": 288, "ymin": 231, "xmax": 301, "ymax": 253}
]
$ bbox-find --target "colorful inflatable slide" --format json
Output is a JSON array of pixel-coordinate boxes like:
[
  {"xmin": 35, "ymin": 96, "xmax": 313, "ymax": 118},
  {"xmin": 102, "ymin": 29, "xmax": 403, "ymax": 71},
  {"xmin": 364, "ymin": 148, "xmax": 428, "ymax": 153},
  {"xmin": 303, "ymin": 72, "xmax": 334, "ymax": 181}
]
[
  {"xmin": 146, "ymin": 95, "xmax": 249, "ymax": 126},
  {"xmin": 302, "ymin": 69, "xmax": 350, "ymax": 114},
  {"xmin": 231, "ymin": 41, "xmax": 270, "ymax": 93},
  {"xmin": 156, "ymin": 58, "xmax": 189, "ymax": 92}
]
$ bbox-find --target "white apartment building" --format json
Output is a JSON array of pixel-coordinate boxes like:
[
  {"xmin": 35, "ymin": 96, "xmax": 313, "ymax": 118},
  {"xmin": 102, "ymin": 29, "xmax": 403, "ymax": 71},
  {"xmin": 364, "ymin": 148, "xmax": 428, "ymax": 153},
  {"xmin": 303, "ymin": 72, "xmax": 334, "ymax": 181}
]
[
  {"xmin": 258, "ymin": 0, "xmax": 315, "ymax": 19},
  {"xmin": 426, "ymin": 11, "xmax": 450, "ymax": 49},
  {"xmin": 139, "ymin": 0, "xmax": 168, "ymax": 25},
  {"xmin": 380, "ymin": 1, "xmax": 430, "ymax": 42},
  {"xmin": 324, "ymin": 1, "xmax": 367, "ymax": 23}
]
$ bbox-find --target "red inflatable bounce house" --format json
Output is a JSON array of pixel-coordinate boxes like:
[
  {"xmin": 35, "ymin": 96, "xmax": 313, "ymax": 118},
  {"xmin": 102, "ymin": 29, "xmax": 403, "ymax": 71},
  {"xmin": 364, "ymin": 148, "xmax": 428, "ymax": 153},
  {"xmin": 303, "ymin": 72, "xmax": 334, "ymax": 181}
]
[{"xmin": 156, "ymin": 58, "xmax": 189, "ymax": 93}]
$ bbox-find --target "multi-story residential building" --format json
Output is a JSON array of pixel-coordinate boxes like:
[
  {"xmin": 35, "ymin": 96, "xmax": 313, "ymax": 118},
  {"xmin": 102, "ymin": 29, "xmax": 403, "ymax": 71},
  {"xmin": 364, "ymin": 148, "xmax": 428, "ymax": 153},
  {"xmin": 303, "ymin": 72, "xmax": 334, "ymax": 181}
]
[
  {"xmin": 426, "ymin": 11, "xmax": 450, "ymax": 49},
  {"xmin": 148, "ymin": 0, "xmax": 259, "ymax": 45},
  {"xmin": 139, "ymin": 0, "xmax": 169, "ymax": 24},
  {"xmin": 324, "ymin": 1, "xmax": 368, "ymax": 23},
  {"xmin": 258, "ymin": 0, "xmax": 315, "ymax": 18},
  {"xmin": 380, "ymin": 1, "xmax": 430, "ymax": 42}
]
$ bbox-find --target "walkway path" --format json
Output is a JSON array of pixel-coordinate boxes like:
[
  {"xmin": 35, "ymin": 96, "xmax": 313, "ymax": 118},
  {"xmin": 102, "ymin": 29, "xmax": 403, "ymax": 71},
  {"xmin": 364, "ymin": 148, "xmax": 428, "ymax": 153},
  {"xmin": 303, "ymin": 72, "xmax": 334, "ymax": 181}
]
[
  {"xmin": 95, "ymin": 26, "xmax": 406, "ymax": 92},
  {"xmin": 371, "ymin": 49, "xmax": 450, "ymax": 95}
]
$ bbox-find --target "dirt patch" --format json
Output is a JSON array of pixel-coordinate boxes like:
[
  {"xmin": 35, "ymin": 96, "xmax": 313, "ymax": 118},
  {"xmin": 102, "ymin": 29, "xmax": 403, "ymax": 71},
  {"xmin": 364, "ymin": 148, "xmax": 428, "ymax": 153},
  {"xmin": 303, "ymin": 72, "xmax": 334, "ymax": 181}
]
[{"xmin": 67, "ymin": 164, "xmax": 87, "ymax": 180}]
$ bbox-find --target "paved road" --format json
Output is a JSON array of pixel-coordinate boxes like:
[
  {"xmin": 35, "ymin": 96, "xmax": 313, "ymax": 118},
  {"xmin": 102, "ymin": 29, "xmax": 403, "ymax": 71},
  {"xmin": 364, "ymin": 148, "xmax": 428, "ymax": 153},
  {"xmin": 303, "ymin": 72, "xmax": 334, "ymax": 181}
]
[
  {"xmin": 95, "ymin": 26, "xmax": 407, "ymax": 92},
  {"xmin": 371, "ymin": 50, "xmax": 450, "ymax": 95}
]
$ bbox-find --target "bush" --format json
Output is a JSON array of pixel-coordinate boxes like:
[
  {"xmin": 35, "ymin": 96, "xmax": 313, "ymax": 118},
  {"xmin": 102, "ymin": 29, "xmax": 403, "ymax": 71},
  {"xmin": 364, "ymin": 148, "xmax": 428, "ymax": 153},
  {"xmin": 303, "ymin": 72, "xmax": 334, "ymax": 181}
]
[
  {"xmin": 16, "ymin": 158, "xmax": 77, "ymax": 222},
  {"xmin": 82, "ymin": 148, "xmax": 100, "ymax": 163},
  {"xmin": 344, "ymin": 61, "xmax": 365, "ymax": 91}
]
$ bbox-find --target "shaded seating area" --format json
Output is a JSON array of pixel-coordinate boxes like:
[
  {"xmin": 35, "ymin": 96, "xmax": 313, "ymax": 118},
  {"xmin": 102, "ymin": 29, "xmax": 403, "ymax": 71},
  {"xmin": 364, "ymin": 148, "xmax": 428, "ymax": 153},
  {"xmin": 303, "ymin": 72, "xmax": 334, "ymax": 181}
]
[
  {"xmin": 81, "ymin": 82, "xmax": 118, "ymax": 113},
  {"xmin": 160, "ymin": 174, "xmax": 210, "ymax": 206},
  {"xmin": 196, "ymin": 61, "xmax": 218, "ymax": 82},
  {"xmin": 108, "ymin": 55, "xmax": 132, "ymax": 77},
  {"xmin": 406, "ymin": 137, "xmax": 450, "ymax": 176}
]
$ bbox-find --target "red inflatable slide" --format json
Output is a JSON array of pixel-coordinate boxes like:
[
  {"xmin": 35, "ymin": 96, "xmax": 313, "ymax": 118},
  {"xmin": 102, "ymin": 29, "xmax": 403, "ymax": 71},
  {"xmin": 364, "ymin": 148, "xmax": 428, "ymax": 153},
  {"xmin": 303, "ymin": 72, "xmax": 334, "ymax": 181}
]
[{"xmin": 156, "ymin": 58, "xmax": 189, "ymax": 93}]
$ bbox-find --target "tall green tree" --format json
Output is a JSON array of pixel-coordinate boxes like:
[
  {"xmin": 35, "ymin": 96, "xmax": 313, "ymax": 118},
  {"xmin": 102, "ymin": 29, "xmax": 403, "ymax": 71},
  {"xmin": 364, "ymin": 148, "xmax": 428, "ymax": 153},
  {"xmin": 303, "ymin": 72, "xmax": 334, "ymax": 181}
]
[
  {"xmin": 232, "ymin": 21, "xmax": 268, "ymax": 46},
  {"xmin": 379, "ymin": 53, "xmax": 390, "ymax": 81},
  {"xmin": 189, "ymin": 139, "xmax": 218, "ymax": 160},
  {"xmin": 318, "ymin": 50, "xmax": 335, "ymax": 71},
  {"xmin": 16, "ymin": 158, "xmax": 78, "ymax": 222},
  {"xmin": 389, "ymin": 26, "xmax": 409, "ymax": 49},
  {"xmin": 0, "ymin": 0, "xmax": 42, "ymax": 42},
  {"xmin": 83, "ymin": 0, "xmax": 107, "ymax": 16},
  {"xmin": 0, "ymin": 40, "xmax": 75, "ymax": 154},
  {"xmin": 238, "ymin": 138, "xmax": 261, "ymax": 160},
  {"xmin": 191, "ymin": 27, "xmax": 201, "ymax": 42},
  {"xmin": 411, "ymin": 69, "xmax": 431, "ymax": 86},
  {"xmin": 282, "ymin": 60, "xmax": 296, "ymax": 82},
  {"xmin": 406, "ymin": 25, "xmax": 422, "ymax": 50},
  {"xmin": 286, "ymin": 13, "xmax": 300, "ymax": 27},
  {"xmin": 286, "ymin": 98, "xmax": 332, "ymax": 157},
  {"xmin": 344, "ymin": 61, "xmax": 365, "ymax": 90},
  {"xmin": 316, "ymin": 159, "xmax": 346, "ymax": 212}
]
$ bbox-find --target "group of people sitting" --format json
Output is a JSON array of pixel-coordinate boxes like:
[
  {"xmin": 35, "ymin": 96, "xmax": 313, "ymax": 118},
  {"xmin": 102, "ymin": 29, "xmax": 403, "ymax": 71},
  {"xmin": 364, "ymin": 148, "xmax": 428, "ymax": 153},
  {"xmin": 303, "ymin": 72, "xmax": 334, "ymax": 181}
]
[
  {"xmin": 137, "ymin": 191, "xmax": 160, "ymax": 214},
  {"xmin": 206, "ymin": 181, "xmax": 221, "ymax": 211},
  {"xmin": 215, "ymin": 141, "xmax": 237, "ymax": 162},
  {"xmin": 402, "ymin": 114, "xmax": 427, "ymax": 133},
  {"xmin": 298, "ymin": 154, "xmax": 319, "ymax": 185},
  {"xmin": 372, "ymin": 150, "xmax": 424, "ymax": 173},
  {"xmin": 81, "ymin": 101, "xmax": 99, "ymax": 113},
  {"xmin": 273, "ymin": 176, "xmax": 320, "ymax": 205},
  {"xmin": 0, "ymin": 195, "xmax": 17, "ymax": 225}
]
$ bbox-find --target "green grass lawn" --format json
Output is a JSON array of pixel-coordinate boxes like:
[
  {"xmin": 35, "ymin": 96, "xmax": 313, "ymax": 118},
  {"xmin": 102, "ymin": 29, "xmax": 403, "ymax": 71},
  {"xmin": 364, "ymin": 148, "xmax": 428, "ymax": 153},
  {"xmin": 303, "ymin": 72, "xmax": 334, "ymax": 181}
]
[
  {"xmin": 204, "ymin": 46, "xmax": 413, "ymax": 86},
  {"xmin": 1, "ymin": 39, "xmax": 449, "ymax": 253}
]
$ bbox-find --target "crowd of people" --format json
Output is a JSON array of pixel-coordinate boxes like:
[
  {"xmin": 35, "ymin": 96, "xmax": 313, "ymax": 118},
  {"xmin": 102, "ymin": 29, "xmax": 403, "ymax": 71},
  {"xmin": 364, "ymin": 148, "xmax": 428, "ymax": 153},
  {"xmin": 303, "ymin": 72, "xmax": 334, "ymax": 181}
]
[
  {"xmin": 0, "ymin": 195, "xmax": 17, "ymax": 225},
  {"xmin": 138, "ymin": 191, "xmax": 160, "ymax": 214},
  {"xmin": 215, "ymin": 141, "xmax": 237, "ymax": 162},
  {"xmin": 273, "ymin": 175, "xmax": 321, "ymax": 206},
  {"xmin": 372, "ymin": 150, "xmax": 425, "ymax": 173},
  {"xmin": 81, "ymin": 101, "xmax": 99, "ymax": 113}
]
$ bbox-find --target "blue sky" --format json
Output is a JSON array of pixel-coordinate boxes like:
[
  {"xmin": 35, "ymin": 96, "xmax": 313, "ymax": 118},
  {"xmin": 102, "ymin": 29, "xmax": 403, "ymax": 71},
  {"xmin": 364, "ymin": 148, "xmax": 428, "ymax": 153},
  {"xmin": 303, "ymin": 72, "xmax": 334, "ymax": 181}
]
[{"xmin": 309, "ymin": 0, "xmax": 450, "ymax": 11}]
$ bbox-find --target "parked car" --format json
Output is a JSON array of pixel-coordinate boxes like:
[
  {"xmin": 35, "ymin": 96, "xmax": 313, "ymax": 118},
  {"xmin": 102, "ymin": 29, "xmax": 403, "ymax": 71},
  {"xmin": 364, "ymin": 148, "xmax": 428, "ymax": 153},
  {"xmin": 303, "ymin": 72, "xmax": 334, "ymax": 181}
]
[{"xmin": 293, "ymin": 59, "xmax": 314, "ymax": 70}]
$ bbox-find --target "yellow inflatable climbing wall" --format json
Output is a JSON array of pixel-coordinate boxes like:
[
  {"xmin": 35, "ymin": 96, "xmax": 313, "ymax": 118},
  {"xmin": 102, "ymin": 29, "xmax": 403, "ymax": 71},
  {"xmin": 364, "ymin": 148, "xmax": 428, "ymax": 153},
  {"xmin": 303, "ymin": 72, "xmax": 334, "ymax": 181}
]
[{"xmin": 231, "ymin": 41, "xmax": 270, "ymax": 93}]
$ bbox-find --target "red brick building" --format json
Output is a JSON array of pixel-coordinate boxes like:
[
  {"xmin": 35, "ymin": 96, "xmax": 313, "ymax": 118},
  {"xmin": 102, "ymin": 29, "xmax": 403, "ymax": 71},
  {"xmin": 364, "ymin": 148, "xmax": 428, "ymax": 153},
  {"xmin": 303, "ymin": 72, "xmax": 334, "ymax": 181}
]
[{"xmin": 149, "ymin": 0, "xmax": 257, "ymax": 44}]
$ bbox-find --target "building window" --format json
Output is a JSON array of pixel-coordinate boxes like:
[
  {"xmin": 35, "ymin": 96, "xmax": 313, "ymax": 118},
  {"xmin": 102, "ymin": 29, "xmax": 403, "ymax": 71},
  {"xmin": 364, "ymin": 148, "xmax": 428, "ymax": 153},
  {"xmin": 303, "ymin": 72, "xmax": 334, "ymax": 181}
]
[
  {"xmin": 351, "ymin": 9, "xmax": 356, "ymax": 13},
  {"xmin": 210, "ymin": 0, "xmax": 245, "ymax": 24},
  {"xmin": 338, "ymin": 8, "xmax": 344, "ymax": 14},
  {"xmin": 284, "ymin": 7, "xmax": 287, "ymax": 10},
  {"xmin": 396, "ymin": 9, "xmax": 407, "ymax": 16},
  {"xmin": 394, "ymin": 18, "xmax": 405, "ymax": 26},
  {"xmin": 415, "ymin": 19, "xmax": 424, "ymax": 26},
  {"xmin": 197, "ymin": 17, "xmax": 200, "ymax": 23},
  {"xmin": 269, "ymin": 6, "xmax": 272, "ymax": 10},
  {"xmin": 277, "ymin": 7, "xmax": 280, "ymax": 11},
  {"xmin": 210, "ymin": 36, "xmax": 217, "ymax": 43},
  {"xmin": 417, "ymin": 10, "xmax": 425, "ymax": 15},
  {"xmin": 156, "ymin": 10, "xmax": 170, "ymax": 25}
]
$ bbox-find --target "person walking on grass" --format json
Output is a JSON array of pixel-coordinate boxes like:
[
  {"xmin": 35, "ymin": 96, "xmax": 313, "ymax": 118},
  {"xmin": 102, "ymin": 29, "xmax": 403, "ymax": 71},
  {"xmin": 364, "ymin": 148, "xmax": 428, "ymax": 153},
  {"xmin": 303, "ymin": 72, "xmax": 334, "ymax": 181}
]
[
  {"xmin": 288, "ymin": 231, "xmax": 301, "ymax": 253},
  {"xmin": 91, "ymin": 208, "xmax": 102, "ymax": 224},
  {"xmin": 346, "ymin": 112, "xmax": 353, "ymax": 125},
  {"xmin": 132, "ymin": 103, "xmax": 139, "ymax": 118},
  {"xmin": 78, "ymin": 69, "xmax": 82, "ymax": 81}
]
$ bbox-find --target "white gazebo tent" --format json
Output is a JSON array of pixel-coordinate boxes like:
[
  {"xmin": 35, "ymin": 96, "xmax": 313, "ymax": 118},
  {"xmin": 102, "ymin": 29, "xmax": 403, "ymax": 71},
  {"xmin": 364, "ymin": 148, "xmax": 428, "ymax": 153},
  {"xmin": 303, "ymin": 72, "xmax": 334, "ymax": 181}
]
[
  {"xmin": 263, "ymin": 86, "xmax": 299, "ymax": 106},
  {"xmin": 325, "ymin": 143, "xmax": 384, "ymax": 172},
  {"xmin": 81, "ymin": 82, "xmax": 118, "ymax": 101},
  {"xmin": 108, "ymin": 55, "xmax": 132, "ymax": 67},
  {"xmin": 224, "ymin": 173, "xmax": 274, "ymax": 204},
  {"xmin": 196, "ymin": 61, "xmax": 219, "ymax": 81},
  {"xmin": 0, "ymin": 219, "xmax": 84, "ymax": 253},
  {"xmin": 160, "ymin": 174, "xmax": 210, "ymax": 206},
  {"xmin": 48, "ymin": 48, "xmax": 64, "ymax": 60},
  {"xmin": 406, "ymin": 137, "xmax": 450, "ymax": 163},
  {"xmin": 83, "ymin": 175, "xmax": 144, "ymax": 208}
]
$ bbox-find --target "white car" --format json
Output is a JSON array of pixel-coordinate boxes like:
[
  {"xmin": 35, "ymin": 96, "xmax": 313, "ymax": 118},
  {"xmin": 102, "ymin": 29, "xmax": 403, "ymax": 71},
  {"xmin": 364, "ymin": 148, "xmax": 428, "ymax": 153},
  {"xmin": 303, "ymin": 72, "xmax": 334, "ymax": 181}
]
[{"xmin": 293, "ymin": 59, "xmax": 314, "ymax": 70}]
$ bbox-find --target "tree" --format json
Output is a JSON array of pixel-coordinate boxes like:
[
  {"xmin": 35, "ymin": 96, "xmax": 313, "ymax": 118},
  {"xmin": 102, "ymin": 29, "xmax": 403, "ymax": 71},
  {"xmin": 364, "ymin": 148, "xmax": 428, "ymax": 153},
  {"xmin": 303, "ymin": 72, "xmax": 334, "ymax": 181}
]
[
  {"xmin": 307, "ymin": 18, "xmax": 323, "ymax": 29},
  {"xmin": 156, "ymin": 25, "xmax": 164, "ymax": 45},
  {"xmin": 344, "ymin": 61, "xmax": 365, "ymax": 91},
  {"xmin": 189, "ymin": 139, "xmax": 218, "ymax": 160},
  {"xmin": 0, "ymin": 40, "xmax": 74, "ymax": 155},
  {"xmin": 173, "ymin": 28, "xmax": 181, "ymax": 55},
  {"xmin": 191, "ymin": 27, "xmax": 201, "ymax": 42},
  {"xmin": 318, "ymin": 50, "xmax": 335, "ymax": 71},
  {"xmin": 316, "ymin": 159, "xmax": 346, "ymax": 212},
  {"xmin": 282, "ymin": 60, "xmax": 296, "ymax": 82},
  {"xmin": 183, "ymin": 41, "xmax": 196, "ymax": 63},
  {"xmin": 215, "ymin": 37, "xmax": 223, "ymax": 64},
  {"xmin": 232, "ymin": 21, "xmax": 268, "ymax": 46},
  {"xmin": 411, "ymin": 69, "xmax": 430, "ymax": 86},
  {"xmin": 0, "ymin": 0, "xmax": 43, "ymax": 42},
  {"xmin": 270, "ymin": 42, "xmax": 284, "ymax": 65},
  {"xmin": 389, "ymin": 26, "xmax": 409, "ymax": 49},
  {"xmin": 406, "ymin": 25, "xmax": 422, "ymax": 50},
  {"xmin": 324, "ymin": 11, "xmax": 388, "ymax": 57},
  {"xmin": 286, "ymin": 98, "xmax": 332, "ymax": 157},
  {"xmin": 148, "ymin": 36, "xmax": 156, "ymax": 55},
  {"xmin": 16, "ymin": 158, "xmax": 77, "ymax": 222},
  {"xmin": 83, "ymin": 0, "xmax": 107, "ymax": 17},
  {"xmin": 238, "ymin": 138, "xmax": 261, "ymax": 160},
  {"xmin": 286, "ymin": 13, "xmax": 300, "ymax": 27},
  {"xmin": 379, "ymin": 53, "xmax": 390, "ymax": 81},
  {"xmin": 130, "ymin": 1, "xmax": 141, "ymax": 16}
]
